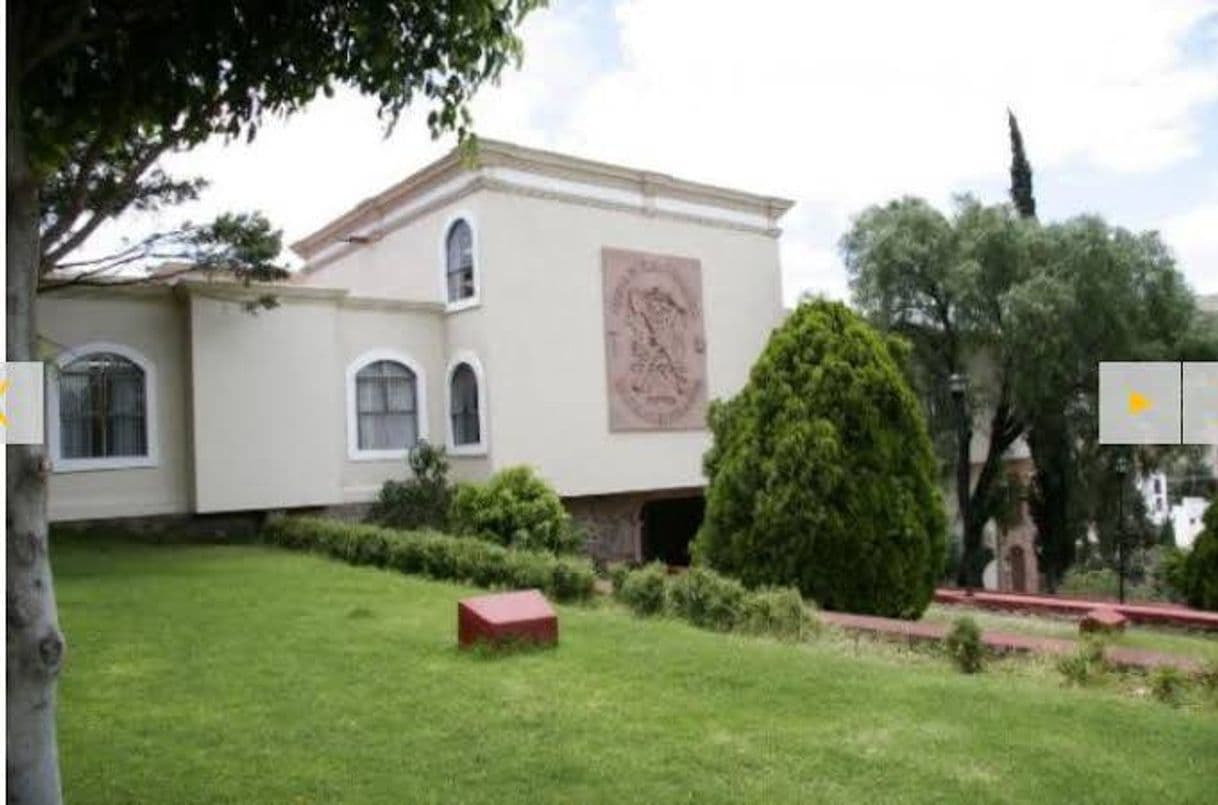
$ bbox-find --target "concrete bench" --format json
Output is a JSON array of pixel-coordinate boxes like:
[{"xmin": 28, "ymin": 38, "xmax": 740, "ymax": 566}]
[{"xmin": 458, "ymin": 590, "xmax": 558, "ymax": 649}]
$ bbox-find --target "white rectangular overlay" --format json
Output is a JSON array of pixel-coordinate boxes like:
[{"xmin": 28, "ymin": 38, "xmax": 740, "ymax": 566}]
[{"xmin": 1, "ymin": 361, "xmax": 45, "ymax": 445}]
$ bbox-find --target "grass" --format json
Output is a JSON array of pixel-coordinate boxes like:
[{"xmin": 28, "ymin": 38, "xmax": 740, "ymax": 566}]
[
  {"xmin": 921, "ymin": 604, "xmax": 1218, "ymax": 664},
  {"xmin": 54, "ymin": 536, "xmax": 1218, "ymax": 804}
]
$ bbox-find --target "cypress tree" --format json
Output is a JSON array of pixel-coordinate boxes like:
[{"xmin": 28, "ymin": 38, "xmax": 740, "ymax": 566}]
[{"xmin": 1008, "ymin": 109, "xmax": 1037, "ymax": 219}]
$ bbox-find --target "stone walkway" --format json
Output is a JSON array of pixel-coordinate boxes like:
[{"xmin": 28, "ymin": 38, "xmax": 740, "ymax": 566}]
[
  {"xmin": 934, "ymin": 588, "xmax": 1218, "ymax": 632},
  {"xmin": 820, "ymin": 610, "xmax": 1202, "ymax": 672}
]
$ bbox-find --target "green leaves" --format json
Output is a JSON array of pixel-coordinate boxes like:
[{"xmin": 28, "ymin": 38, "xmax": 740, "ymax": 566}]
[
  {"xmin": 22, "ymin": 1, "xmax": 544, "ymax": 272},
  {"xmin": 696, "ymin": 299, "xmax": 947, "ymax": 618}
]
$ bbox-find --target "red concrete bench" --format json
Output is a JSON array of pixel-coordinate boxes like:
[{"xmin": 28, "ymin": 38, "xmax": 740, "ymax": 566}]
[
  {"xmin": 934, "ymin": 588, "xmax": 1218, "ymax": 632},
  {"xmin": 1080, "ymin": 608, "xmax": 1128, "ymax": 634},
  {"xmin": 458, "ymin": 590, "xmax": 558, "ymax": 649}
]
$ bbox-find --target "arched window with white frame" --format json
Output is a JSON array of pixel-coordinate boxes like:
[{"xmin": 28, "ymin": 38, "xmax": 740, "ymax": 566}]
[
  {"xmin": 50, "ymin": 343, "xmax": 158, "ymax": 471},
  {"xmin": 444, "ymin": 217, "xmax": 477, "ymax": 306},
  {"xmin": 445, "ymin": 352, "xmax": 487, "ymax": 455},
  {"xmin": 346, "ymin": 350, "xmax": 428, "ymax": 460}
]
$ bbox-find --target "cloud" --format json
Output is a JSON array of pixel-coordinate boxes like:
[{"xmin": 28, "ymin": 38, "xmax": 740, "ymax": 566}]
[
  {"xmin": 83, "ymin": 0, "xmax": 1218, "ymax": 303},
  {"xmin": 1160, "ymin": 203, "xmax": 1218, "ymax": 292},
  {"xmin": 495, "ymin": 0, "xmax": 1218, "ymax": 301}
]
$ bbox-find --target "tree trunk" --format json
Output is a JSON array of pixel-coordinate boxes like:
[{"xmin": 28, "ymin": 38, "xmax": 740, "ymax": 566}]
[
  {"xmin": 957, "ymin": 393, "xmax": 1023, "ymax": 588},
  {"xmin": 953, "ymin": 411, "xmax": 973, "ymax": 587},
  {"xmin": 7, "ymin": 60, "xmax": 66, "ymax": 805}
]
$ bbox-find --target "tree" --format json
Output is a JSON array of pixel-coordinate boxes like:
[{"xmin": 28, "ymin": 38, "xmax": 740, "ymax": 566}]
[
  {"xmin": 8, "ymin": 3, "xmax": 540, "ymax": 801},
  {"xmin": 1180, "ymin": 502, "xmax": 1218, "ymax": 611},
  {"xmin": 693, "ymin": 300, "xmax": 947, "ymax": 618},
  {"xmin": 841, "ymin": 197, "xmax": 1033, "ymax": 586},
  {"xmin": 841, "ymin": 196, "xmax": 1203, "ymax": 588},
  {"xmin": 1003, "ymin": 110, "xmax": 1086, "ymax": 590},
  {"xmin": 1007, "ymin": 109, "xmax": 1036, "ymax": 219},
  {"xmin": 1001, "ymin": 116, "xmax": 1217, "ymax": 590}
]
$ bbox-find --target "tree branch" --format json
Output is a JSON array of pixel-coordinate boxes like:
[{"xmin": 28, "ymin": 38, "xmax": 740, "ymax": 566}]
[
  {"xmin": 19, "ymin": 0, "xmax": 91, "ymax": 77},
  {"xmin": 40, "ymin": 128, "xmax": 114, "ymax": 252},
  {"xmin": 41, "ymin": 142, "xmax": 169, "ymax": 269}
]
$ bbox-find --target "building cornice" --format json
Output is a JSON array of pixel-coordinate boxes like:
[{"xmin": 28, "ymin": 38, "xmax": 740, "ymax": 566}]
[{"xmin": 290, "ymin": 139, "xmax": 795, "ymax": 264}]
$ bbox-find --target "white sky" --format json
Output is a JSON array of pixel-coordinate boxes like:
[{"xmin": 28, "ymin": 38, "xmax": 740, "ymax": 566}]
[{"xmin": 89, "ymin": 0, "xmax": 1218, "ymax": 305}]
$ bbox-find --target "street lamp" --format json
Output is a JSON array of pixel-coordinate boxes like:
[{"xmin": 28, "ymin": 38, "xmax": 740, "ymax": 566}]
[
  {"xmin": 949, "ymin": 373, "xmax": 970, "ymax": 586},
  {"xmin": 1114, "ymin": 454, "xmax": 1130, "ymax": 604}
]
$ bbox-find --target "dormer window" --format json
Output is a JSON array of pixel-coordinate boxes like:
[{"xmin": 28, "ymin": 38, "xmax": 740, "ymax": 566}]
[{"xmin": 445, "ymin": 219, "xmax": 475, "ymax": 304}]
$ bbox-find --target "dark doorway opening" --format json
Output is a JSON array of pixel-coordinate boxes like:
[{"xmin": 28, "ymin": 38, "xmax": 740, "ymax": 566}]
[
  {"xmin": 1009, "ymin": 545, "xmax": 1027, "ymax": 593},
  {"xmin": 641, "ymin": 496, "xmax": 705, "ymax": 567}
]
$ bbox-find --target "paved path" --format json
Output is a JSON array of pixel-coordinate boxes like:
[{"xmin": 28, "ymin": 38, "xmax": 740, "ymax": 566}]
[
  {"xmin": 820, "ymin": 610, "xmax": 1201, "ymax": 672},
  {"xmin": 934, "ymin": 588, "xmax": 1218, "ymax": 632}
]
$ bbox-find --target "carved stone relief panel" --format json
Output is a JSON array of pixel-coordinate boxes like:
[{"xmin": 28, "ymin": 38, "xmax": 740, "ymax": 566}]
[{"xmin": 602, "ymin": 247, "xmax": 708, "ymax": 431}]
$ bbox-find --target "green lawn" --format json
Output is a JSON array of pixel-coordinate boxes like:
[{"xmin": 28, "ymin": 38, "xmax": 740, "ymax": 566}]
[
  {"xmin": 921, "ymin": 604, "xmax": 1218, "ymax": 664},
  {"xmin": 54, "ymin": 537, "xmax": 1218, "ymax": 804}
]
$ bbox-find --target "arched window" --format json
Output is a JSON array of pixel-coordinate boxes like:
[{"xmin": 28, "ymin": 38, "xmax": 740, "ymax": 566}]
[
  {"xmin": 59, "ymin": 352, "xmax": 147, "ymax": 459},
  {"xmin": 450, "ymin": 363, "xmax": 480, "ymax": 446},
  {"xmin": 354, "ymin": 360, "xmax": 419, "ymax": 451},
  {"xmin": 51, "ymin": 343, "xmax": 158, "ymax": 471},
  {"xmin": 445, "ymin": 219, "xmax": 475, "ymax": 304}
]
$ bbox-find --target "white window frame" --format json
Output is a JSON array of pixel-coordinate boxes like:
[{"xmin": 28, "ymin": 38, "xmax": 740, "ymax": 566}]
[
  {"xmin": 439, "ymin": 211, "xmax": 481, "ymax": 313},
  {"xmin": 48, "ymin": 341, "xmax": 159, "ymax": 473},
  {"xmin": 444, "ymin": 351, "xmax": 488, "ymax": 456},
  {"xmin": 346, "ymin": 348, "xmax": 429, "ymax": 461}
]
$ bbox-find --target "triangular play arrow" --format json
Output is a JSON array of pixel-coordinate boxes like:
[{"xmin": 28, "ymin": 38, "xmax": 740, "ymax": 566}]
[{"xmin": 1128, "ymin": 391, "xmax": 1152, "ymax": 415}]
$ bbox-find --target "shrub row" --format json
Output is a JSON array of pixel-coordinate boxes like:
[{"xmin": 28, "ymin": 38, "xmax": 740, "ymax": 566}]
[
  {"xmin": 263, "ymin": 516, "xmax": 596, "ymax": 603},
  {"xmin": 614, "ymin": 563, "xmax": 817, "ymax": 640}
]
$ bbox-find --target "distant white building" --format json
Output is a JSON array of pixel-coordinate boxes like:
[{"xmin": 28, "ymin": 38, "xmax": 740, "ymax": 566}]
[
  {"xmin": 1139, "ymin": 471, "xmax": 1170, "ymax": 526},
  {"xmin": 1171, "ymin": 496, "xmax": 1209, "ymax": 550}
]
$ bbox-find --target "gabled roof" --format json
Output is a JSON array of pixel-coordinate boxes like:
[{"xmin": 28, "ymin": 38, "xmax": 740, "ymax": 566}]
[{"xmin": 290, "ymin": 139, "xmax": 795, "ymax": 263}]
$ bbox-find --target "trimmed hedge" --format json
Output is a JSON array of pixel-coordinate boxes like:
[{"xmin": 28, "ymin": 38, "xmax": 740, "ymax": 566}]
[
  {"xmin": 614, "ymin": 562, "xmax": 817, "ymax": 640},
  {"xmin": 263, "ymin": 516, "xmax": 596, "ymax": 603}
]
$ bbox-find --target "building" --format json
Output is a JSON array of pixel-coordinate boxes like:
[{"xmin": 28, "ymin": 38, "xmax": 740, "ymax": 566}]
[
  {"xmin": 39, "ymin": 140, "xmax": 793, "ymax": 562},
  {"xmin": 1171, "ymin": 496, "xmax": 1208, "ymax": 550},
  {"xmin": 1140, "ymin": 471, "xmax": 1170, "ymax": 526}
]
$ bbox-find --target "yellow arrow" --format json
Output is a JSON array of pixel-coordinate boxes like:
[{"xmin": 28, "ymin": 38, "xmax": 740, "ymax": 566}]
[
  {"xmin": 1128, "ymin": 391, "xmax": 1152, "ymax": 415},
  {"xmin": 0, "ymin": 379, "xmax": 8, "ymax": 427}
]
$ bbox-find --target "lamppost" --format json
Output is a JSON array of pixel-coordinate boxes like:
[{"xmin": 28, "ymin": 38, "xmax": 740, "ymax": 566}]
[
  {"xmin": 1115, "ymin": 454, "xmax": 1130, "ymax": 604},
  {"xmin": 949, "ymin": 373, "xmax": 970, "ymax": 587}
]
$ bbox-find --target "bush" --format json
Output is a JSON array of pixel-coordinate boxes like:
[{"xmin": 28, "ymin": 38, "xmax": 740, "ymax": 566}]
[
  {"xmin": 1179, "ymin": 502, "xmax": 1218, "ymax": 611},
  {"xmin": 615, "ymin": 563, "xmax": 818, "ymax": 640},
  {"xmin": 1149, "ymin": 666, "xmax": 1187, "ymax": 706},
  {"xmin": 739, "ymin": 587, "xmax": 817, "ymax": 640},
  {"xmin": 944, "ymin": 616, "xmax": 984, "ymax": 674},
  {"xmin": 1057, "ymin": 637, "xmax": 1107, "ymax": 686},
  {"xmin": 666, "ymin": 567, "xmax": 747, "ymax": 631},
  {"xmin": 450, "ymin": 466, "xmax": 580, "ymax": 554},
  {"xmin": 606, "ymin": 562, "xmax": 632, "ymax": 592},
  {"xmin": 367, "ymin": 441, "xmax": 452, "ymax": 530},
  {"xmin": 616, "ymin": 562, "xmax": 669, "ymax": 616},
  {"xmin": 263, "ymin": 516, "xmax": 595, "ymax": 602},
  {"xmin": 1195, "ymin": 659, "xmax": 1218, "ymax": 693},
  {"xmin": 1058, "ymin": 567, "xmax": 1119, "ymax": 599},
  {"xmin": 693, "ymin": 300, "xmax": 947, "ymax": 618}
]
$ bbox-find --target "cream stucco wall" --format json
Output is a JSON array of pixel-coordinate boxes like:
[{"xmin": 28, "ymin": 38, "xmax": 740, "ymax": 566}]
[
  {"xmin": 41, "ymin": 150, "xmax": 787, "ymax": 521},
  {"xmin": 189, "ymin": 293, "xmax": 452, "ymax": 512},
  {"xmin": 296, "ymin": 191, "xmax": 486, "ymax": 303},
  {"xmin": 474, "ymin": 189, "xmax": 784, "ymax": 497},
  {"xmin": 334, "ymin": 303, "xmax": 453, "ymax": 499},
  {"xmin": 190, "ymin": 293, "xmax": 344, "ymax": 511},
  {"xmin": 40, "ymin": 291, "xmax": 194, "ymax": 521}
]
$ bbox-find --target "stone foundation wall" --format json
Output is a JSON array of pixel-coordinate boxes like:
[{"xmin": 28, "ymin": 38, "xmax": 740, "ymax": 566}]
[
  {"xmin": 565, "ymin": 487, "xmax": 706, "ymax": 565},
  {"xmin": 565, "ymin": 493, "xmax": 645, "ymax": 564}
]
